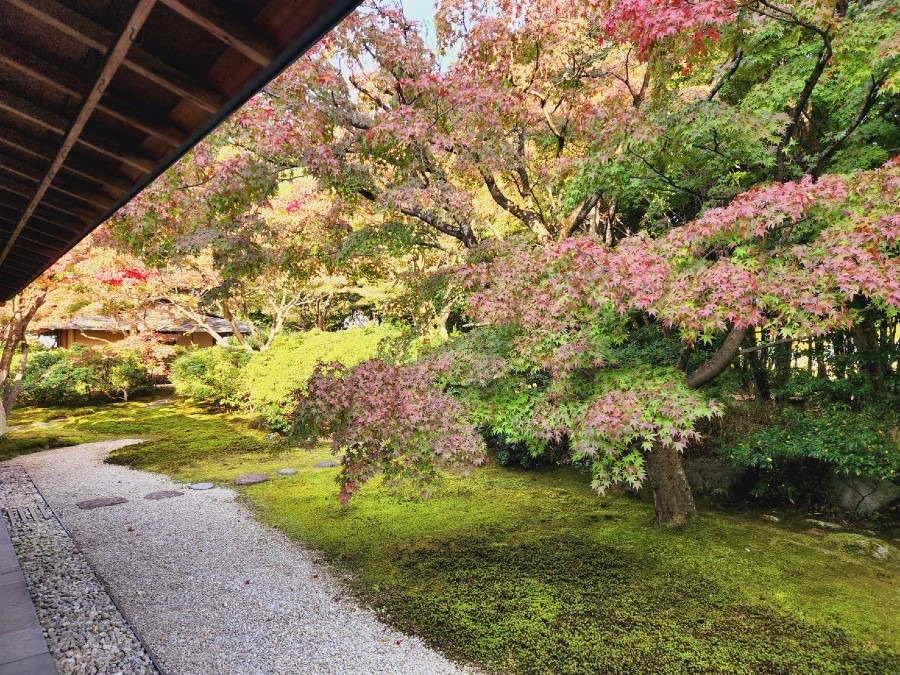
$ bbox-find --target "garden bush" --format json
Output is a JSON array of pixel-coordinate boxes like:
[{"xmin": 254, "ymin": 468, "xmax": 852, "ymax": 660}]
[
  {"xmin": 242, "ymin": 325, "xmax": 398, "ymax": 431},
  {"xmin": 718, "ymin": 403, "xmax": 900, "ymax": 503},
  {"xmin": 169, "ymin": 325, "xmax": 397, "ymax": 429},
  {"xmin": 169, "ymin": 346, "xmax": 250, "ymax": 408},
  {"xmin": 20, "ymin": 345, "xmax": 154, "ymax": 406}
]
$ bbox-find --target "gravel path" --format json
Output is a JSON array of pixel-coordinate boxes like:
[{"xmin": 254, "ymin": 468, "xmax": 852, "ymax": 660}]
[{"xmin": 3, "ymin": 440, "xmax": 466, "ymax": 674}]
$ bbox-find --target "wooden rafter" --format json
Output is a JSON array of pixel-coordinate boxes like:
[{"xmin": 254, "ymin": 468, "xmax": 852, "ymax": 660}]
[
  {"xmin": 0, "ymin": 0, "xmax": 158, "ymax": 266},
  {"xmin": 159, "ymin": 0, "xmax": 277, "ymax": 67},
  {"xmin": 0, "ymin": 130, "xmax": 133, "ymax": 195},
  {"xmin": 8, "ymin": 0, "xmax": 224, "ymax": 114},
  {"xmin": 0, "ymin": 152, "xmax": 118, "ymax": 211},
  {"xmin": 0, "ymin": 89, "xmax": 157, "ymax": 173},
  {"xmin": 0, "ymin": 39, "xmax": 188, "ymax": 147},
  {"xmin": 0, "ymin": 178, "xmax": 106, "ymax": 223}
]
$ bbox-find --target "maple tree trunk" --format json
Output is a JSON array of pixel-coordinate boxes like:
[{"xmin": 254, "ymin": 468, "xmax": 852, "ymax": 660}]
[
  {"xmin": 644, "ymin": 443, "xmax": 695, "ymax": 527},
  {"xmin": 851, "ymin": 312, "xmax": 882, "ymax": 387}
]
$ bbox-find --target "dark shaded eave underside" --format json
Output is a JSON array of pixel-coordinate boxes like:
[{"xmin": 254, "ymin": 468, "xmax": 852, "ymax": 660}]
[{"xmin": 0, "ymin": 0, "xmax": 362, "ymax": 301}]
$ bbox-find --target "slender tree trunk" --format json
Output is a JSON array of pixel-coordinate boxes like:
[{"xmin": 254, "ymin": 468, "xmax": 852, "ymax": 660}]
[
  {"xmin": 644, "ymin": 443, "xmax": 696, "ymax": 527},
  {"xmin": 745, "ymin": 330, "xmax": 772, "ymax": 401},
  {"xmin": 773, "ymin": 340, "xmax": 792, "ymax": 400},
  {"xmin": 5, "ymin": 341, "xmax": 28, "ymax": 412}
]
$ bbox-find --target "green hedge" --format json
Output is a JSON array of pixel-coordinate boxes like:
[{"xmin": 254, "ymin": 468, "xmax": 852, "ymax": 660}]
[
  {"xmin": 20, "ymin": 345, "xmax": 154, "ymax": 406},
  {"xmin": 170, "ymin": 325, "xmax": 397, "ymax": 430},
  {"xmin": 169, "ymin": 346, "xmax": 251, "ymax": 408}
]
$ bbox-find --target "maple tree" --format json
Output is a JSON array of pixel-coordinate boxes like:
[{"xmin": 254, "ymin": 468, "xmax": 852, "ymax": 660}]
[{"xmin": 288, "ymin": 0, "xmax": 899, "ymax": 525}]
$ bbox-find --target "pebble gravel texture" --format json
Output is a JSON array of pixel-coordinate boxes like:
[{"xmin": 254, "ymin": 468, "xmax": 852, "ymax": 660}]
[
  {"xmin": 3, "ymin": 440, "xmax": 466, "ymax": 674},
  {"xmin": 0, "ymin": 464, "xmax": 156, "ymax": 675}
]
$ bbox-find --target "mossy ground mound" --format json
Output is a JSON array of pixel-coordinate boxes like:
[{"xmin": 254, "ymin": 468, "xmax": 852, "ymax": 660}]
[{"xmin": 3, "ymin": 399, "xmax": 898, "ymax": 673}]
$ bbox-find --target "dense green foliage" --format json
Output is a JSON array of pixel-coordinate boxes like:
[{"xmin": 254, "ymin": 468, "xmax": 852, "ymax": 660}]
[
  {"xmin": 19, "ymin": 346, "xmax": 154, "ymax": 406},
  {"xmin": 722, "ymin": 404, "xmax": 900, "ymax": 502},
  {"xmin": 169, "ymin": 347, "xmax": 251, "ymax": 408},
  {"xmin": 4, "ymin": 401, "xmax": 896, "ymax": 673},
  {"xmin": 170, "ymin": 325, "xmax": 397, "ymax": 430},
  {"xmin": 241, "ymin": 325, "xmax": 397, "ymax": 430}
]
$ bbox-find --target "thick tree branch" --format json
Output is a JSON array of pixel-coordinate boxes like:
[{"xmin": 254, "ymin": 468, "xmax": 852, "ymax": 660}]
[
  {"xmin": 357, "ymin": 187, "xmax": 476, "ymax": 247},
  {"xmin": 812, "ymin": 71, "xmax": 887, "ymax": 178},
  {"xmin": 756, "ymin": 1, "xmax": 833, "ymax": 181},
  {"xmin": 707, "ymin": 48, "xmax": 743, "ymax": 101},
  {"xmin": 686, "ymin": 327, "xmax": 749, "ymax": 389},
  {"xmin": 479, "ymin": 169, "xmax": 547, "ymax": 236},
  {"xmin": 564, "ymin": 191, "xmax": 603, "ymax": 237}
]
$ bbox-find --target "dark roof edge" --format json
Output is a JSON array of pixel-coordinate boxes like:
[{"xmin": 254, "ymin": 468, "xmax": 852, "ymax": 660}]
[{"xmin": 2, "ymin": 0, "xmax": 362, "ymax": 301}]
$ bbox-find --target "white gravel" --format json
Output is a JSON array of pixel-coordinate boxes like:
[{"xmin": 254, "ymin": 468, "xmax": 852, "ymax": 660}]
[
  {"xmin": 4, "ymin": 440, "xmax": 467, "ymax": 674},
  {"xmin": 1, "ymin": 464, "xmax": 156, "ymax": 674}
]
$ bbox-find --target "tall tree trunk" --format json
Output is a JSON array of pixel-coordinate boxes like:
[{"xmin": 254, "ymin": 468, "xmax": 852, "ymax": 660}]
[
  {"xmin": 745, "ymin": 330, "xmax": 772, "ymax": 401},
  {"xmin": 644, "ymin": 443, "xmax": 696, "ymax": 527},
  {"xmin": 772, "ymin": 340, "xmax": 792, "ymax": 400},
  {"xmin": 5, "ymin": 341, "xmax": 28, "ymax": 412},
  {"xmin": 851, "ymin": 311, "xmax": 881, "ymax": 387}
]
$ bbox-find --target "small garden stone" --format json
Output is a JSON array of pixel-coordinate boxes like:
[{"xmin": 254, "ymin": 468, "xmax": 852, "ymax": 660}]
[
  {"xmin": 235, "ymin": 473, "xmax": 270, "ymax": 486},
  {"xmin": 76, "ymin": 497, "xmax": 128, "ymax": 510},
  {"xmin": 313, "ymin": 461, "xmax": 339, "ymax": 469},
  {"xmin": 145, "ymin": 490, "xmax": 184, "ymax": 500},
  {"xmin": 277, "ymin": 469, "xmax": 298, "ymax": 476},
  {"xmin": 190, "ymin": 482, "xmax": 215, "ymax": 490}
]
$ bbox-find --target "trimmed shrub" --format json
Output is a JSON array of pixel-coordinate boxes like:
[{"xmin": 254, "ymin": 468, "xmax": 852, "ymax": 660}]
[
  {"xmin": 169, "ymin": 346, "xmax": 250, "ymax": 408},
  {"xmin": 241, "ymin": 325, "xmax": 398, "ymax": 431},
  {"xmin": 20, "ymin": 345, "xmax": 154, "ymax": 406}
]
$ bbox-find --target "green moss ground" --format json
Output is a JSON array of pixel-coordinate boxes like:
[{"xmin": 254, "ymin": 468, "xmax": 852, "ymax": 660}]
[{"xmin": 2, "ymin": 399, "xmax": 898, "ymax": 673}]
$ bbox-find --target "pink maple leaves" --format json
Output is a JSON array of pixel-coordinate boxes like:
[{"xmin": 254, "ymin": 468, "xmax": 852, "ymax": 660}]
[
  {"xmin": 600, "ymin": 0, "xmax": 737, "ymax": 58},
  {"xmin": 294, "ymin": 360, "xmax": 486, "ymax": 504},
  {"xmin": 470, "ymin": 160, "xmax": 899, "ymax": 345}
]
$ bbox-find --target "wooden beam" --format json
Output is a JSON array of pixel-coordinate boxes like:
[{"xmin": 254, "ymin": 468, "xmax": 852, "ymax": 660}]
[
  {"xmin": 8, "ymin": 0, "xmax": 224, "ymax": 114},
  {"xmin": 0, "ymin": 220, "xmax": 68, "ymax": 255},
  {"xmin": 0, "ymin": 173, "xmax": 112, "ymax": 217},
  {"xmin": 158, "ymin": 0, "xmax": 276, "ymax": 67},
  {"xmin": 0, "ymin": 182, "xmax": 97, "ymax": 229},
  {"xmin": 0, "ymin": 0, "xmax": 158, "ymax": 266},
  {"xmin": 0, "ymin": 89, "xmax": 157, "ymax": 173},
  {"xmin": 0, "ymin": 206, "xmax": 83, "ymax": 239},
  {"xmin": 0, "ymin": 222, "xmax": 71, "ymax": 250},
  {"xmin": 0, "ymin": 151, "xmax": 117, "ymax": 211},
  {"xmin": 0, "ymin": 130, "xmax": 133, "ymax": 195},
  {"xmin": 0, "ymin": 39, "xmax": 188, "ymax": 147}
]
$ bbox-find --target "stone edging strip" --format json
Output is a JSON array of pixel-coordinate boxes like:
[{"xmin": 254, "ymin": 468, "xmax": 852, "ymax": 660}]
[
  {"xmin": 0, "ymin": 465, "xmax": 160, "ymax": 674},
  {"xmin": 0, "ymin": 512, "xmax": 55, "ymax": 675}
]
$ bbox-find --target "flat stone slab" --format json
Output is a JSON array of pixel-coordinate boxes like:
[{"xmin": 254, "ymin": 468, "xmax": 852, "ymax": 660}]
[
  {"xmin": 145, "ymin": 490, "xmax": 184, "ymax": 501},
  {"xmin": 277, "ymin": 469, "xmax": 297, "ymax": 476},
  {"xmin": 76, "ymin": 496, "xmax": 128, "ymax": 510},
  {"xmin": 313, "ymin": 461, "xmax": 339, "ymax": 469},
  {"xmin": 235, "ymin": 473, "xmax": 269, "ymax": 486},
  {"xmin": 144, "ymin": 399, "xmax": 173, "ymax": 409},
  {"xmin": 190, "ymin": 482, "xmax": 215, "ymax": 491}
]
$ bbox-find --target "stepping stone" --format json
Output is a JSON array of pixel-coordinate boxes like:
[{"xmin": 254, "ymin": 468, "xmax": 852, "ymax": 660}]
[
  {"xmin": 277, "ymin": 469, "xmax": 298, "ymax": 476},
  {"xmin": 145, "ymin": 399, "xmax": 173, "ymax": 409},
  {"xmin": 144, "ymin": 490, "xmax": 184, "ymax": 501},
  {"xmin": 190, "ymin": 482, "xmax": 215, "ymax": 491},
  {"xmin": 313, "ymin": 461, "xmax": 339, "ymax": 469},
  {"xmin": 235, "ymin": 473, "xmax": 269, "ymax": 486},
  {"xmin": 76, "ymin": 497, "xmax": 127, "ymax": 510}
]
